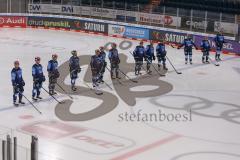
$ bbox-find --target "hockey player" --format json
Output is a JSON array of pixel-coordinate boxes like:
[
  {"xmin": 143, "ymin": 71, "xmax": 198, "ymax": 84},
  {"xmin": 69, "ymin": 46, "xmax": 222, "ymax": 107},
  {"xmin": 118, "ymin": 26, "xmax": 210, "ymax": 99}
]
[
  {"xmin": 69, "ymin": 50, "xmax": 81, "ymax": 91},
  {"xmin": 47, "ymin": 54, "xmax": 60, "ymax": 95},
  {"xmin": 90, "ymin": 49, "xmax": 104, "ymax": 95},
  {"xmin": 133, "ymin": 41, "xmax": 145, "ymax": 75},
  {"xmin": 32, "ymin": 57, "xmax": 45, "ymax": 101},
  {"xmin": 156, "ymin": 40, "xmax": 168, "ymax": 70},
  {"xmin": 11, "ymin": 61, "xmax": 25, "ymax": 106},
  {"xmin": 108, "ymin": 43, "xmax": 121, "ymax": 79},
  {"xmin": 145, "ymin": 41, "xmax": 156, "ymax": 74},
  {"xmin": 178, "ymin": 35, "xmax": 197, "ymax": 65},
  {"xmin": 200, "ymin": 36, "xmax": 211, "ymax": 64},
  {"xmin": 214, "ymin": 31, "xmax": 226, "ymax": 61},
  {"xmin": 99, "ymin": 46, "xmax": 107, "ymax": 83}
]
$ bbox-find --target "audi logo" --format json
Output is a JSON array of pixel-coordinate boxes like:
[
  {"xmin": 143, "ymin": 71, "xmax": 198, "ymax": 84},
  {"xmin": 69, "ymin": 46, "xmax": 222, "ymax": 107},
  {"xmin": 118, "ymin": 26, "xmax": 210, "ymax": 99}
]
[{"xmin": 0, "ymin": 17, "xmax": 5, "ymax": 24}]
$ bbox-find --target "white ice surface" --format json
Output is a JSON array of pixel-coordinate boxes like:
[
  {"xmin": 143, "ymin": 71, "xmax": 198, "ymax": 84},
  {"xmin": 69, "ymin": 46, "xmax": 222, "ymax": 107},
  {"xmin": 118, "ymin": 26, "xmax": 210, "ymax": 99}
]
[{"xmin": 0, "ymin": 28, "xmax": 239, "ymax": 160}]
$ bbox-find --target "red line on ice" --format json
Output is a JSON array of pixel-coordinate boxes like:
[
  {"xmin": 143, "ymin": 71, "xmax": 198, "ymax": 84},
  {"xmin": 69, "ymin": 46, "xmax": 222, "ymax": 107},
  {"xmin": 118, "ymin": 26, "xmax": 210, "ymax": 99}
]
[{"xmin": 110, "ymin": 134, "xmax": 181, "ymax": 160}]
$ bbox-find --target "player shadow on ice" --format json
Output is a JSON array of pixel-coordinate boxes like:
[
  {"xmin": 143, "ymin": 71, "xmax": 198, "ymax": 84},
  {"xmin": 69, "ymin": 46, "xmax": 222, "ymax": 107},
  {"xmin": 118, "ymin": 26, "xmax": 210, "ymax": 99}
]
[{"xmin": 55, "ymin": 54, "xmax": 173, "ymax": 121}]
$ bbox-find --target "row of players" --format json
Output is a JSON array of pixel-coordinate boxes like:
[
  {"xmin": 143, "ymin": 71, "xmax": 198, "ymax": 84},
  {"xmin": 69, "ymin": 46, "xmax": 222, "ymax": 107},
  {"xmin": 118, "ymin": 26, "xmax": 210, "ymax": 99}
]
[{"xmin": 11, "ymin": 32, "xmax": 225, "ymax": 106}]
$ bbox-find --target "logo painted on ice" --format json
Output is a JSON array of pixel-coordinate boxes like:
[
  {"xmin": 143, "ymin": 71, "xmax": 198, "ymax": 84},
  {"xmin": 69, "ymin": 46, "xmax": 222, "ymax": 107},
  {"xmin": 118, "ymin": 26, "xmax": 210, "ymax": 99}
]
[
  {"xmin": 20, "ymin": 120, "xmax": 135, "ymax": 154},
  {"xmin": 54, "ymin": 40, "xmax": 173, "ymax": 122}
]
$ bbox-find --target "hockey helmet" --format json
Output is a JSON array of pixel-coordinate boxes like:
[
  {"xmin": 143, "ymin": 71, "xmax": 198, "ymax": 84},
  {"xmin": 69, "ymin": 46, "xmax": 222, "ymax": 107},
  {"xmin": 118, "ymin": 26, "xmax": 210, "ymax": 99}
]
[
  {"xmin": 111, "ymin": 43, "xmax": 117, "ymax": 48},
  {"xmin": 35, "ymin": 57, "xmax": 41, "ymax": 61},
  {"xmin": 71, "ymin": 50, "xmax": 77, "ymax": 56},
  {"xmin": 149, "ymin": 40, "xmax": 154, "ymax": 45},
  {"xmin": 14, "ymin": 60, "xmax": 20, "ymax": 65},
  {"xmin": 95, "ymin": 49, "xmax": 100, "ymax": 54},
  {"xmin": 52, "ymin": 54, "xmax": 58, "ymax": 59}
]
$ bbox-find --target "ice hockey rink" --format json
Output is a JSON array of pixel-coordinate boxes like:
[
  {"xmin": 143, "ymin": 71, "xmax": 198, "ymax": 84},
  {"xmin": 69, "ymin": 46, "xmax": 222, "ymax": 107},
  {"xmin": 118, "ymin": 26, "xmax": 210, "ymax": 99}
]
[{"xmin": 0, "ymin": 28, "xmax": 240, "ymax": 160}]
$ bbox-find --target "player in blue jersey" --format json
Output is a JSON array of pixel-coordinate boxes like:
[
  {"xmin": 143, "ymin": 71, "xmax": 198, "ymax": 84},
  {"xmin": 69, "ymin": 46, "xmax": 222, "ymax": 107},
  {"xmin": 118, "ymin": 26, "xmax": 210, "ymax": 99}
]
[
  {"xmin": 91, "ymin": 49, "xmax": 105, "ymax": 95},
  {"xmin": 108, "ymin": 43, "xmax": 121, "ymax": 79},
  {"xmin": 214, "ymin": 31, "xmax": 226, "ymax": 61},
  {"xmin": 133, "ymin": 41, "xmax": 145, "ymax": 75},
  {"xmin": 69, "ymin": 50, "xmax": 81, "ymax": 91},
  {"xmin": 156, "ymin": 40, "xmax": 168, "ymax": 70},
  {"xmin": 99, "ymin": 46, "xmax": 107, "ymax": 83},
  {"xmin": 47, "ymin": 54, "xmax": 60, "ymax": 95},
  {"xmin": 178, "ymin": 35, "xmax": 197, "ymax": 64},
  {"xmin": 200, "ymin": 36, "xmax": 211, "ymax": 64},
  {"xmin": 11, "ymin": 61, "xmax": 25, "ymax": 106},
  {"xmin": 145, "ymin": 41, "xmax": 156, "ymax": 74},
  {"xmin": 32, "ymin": 57, "xmax": 45, "ymax": 101}
]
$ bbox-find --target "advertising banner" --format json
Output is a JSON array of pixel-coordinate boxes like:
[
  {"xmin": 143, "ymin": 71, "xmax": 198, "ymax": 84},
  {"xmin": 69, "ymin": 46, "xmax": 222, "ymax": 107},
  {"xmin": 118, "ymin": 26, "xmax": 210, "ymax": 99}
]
[
  {"xmin": 124, "ymin": 26, "xmax": 149, "ymax": 39},
  {"xmin": 108, "ymin": 24, "xmax": 125, "ymax": 36},
  {"xmin": 28, "ymin": 4, "xmax": 116, "ymax": 18},
  {"xmin": 28, "ymin": 15, "xmax": 108, "ymax": 33},
  {"xmin": 150, "ymin": 29, "xmax": 188, "ymax": 44},
  {"xmin": 214, "ymin": 21, "xmax": 238, "ymax": 34},
  {"xmin": 0, "ymin": 16, "xmax": 26, "ymax": 27},
  {"xmin": 194, "ymin": 35, "xmax": 240, "ymax": 54},
  {"xmin": 116, "ymin": 10, "xmax": 137, "ymax": 22},
  {"xmin": 137, "ymin": 13, "xmax": 181, "ymax": 27},
  {"xmin": 238, "ymin": 24, "xmax": 240, "ymax": 41},
  {"xmin": 116, "ymin": 15, "xmax": 136, "ymax": 22},
  {"xmin": 29, "ymin": 4, "xmax": 61, "ymax": 13},
  {"xmin": 77, "ymin": 6, "xmax": 91, "ymax": 16},
  {"xmin": 90, "ymin": 7, "xmax": 116, "ymax": 19},
  {"xmin": 181, "ymin": 17, "xmax": 214, "ymax": 32},
  {"xmin": 29, "ymin": 4, "xmax": 82, "ymax": 15},
  {"xmin": 81, "ymin": 21, "xmax": 108, "ymax": 33},
  {"xmin": 27, "ymin": 16, "xmax": 71, "ymax": 28}
]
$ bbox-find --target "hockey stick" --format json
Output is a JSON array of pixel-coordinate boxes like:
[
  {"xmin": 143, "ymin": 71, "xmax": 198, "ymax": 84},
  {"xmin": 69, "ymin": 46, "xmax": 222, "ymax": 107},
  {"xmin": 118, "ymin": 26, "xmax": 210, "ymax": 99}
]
[
  {"xmin": 118, "ymin": 68, "xmax": 138, "ymax": 83},
  {"xmin": 208, "ymin": 57, "xmax": 220, "ymax": 66},
  {"xmin": 106, "ymin": 63, "xmax": 137, "ymax": 83},
  {"xmin": 56, "ymin": 83, "xmax": 73, "ymax": 99},
  {"xmin": 70, "ymin": 68, "xmax": 93, "ymax": 90},
  {"xmin": 145, "ymin": 58, "xmax": 165, "ymax": 77},
  {"xmin": 166, "ymin": 56, "xmax": 182, "ymax": 74},
  {"xmin": 106, "ymin": 66, "xmax": 123, "ymax": 85},
  {"xmin": 170, "ymin": 43, "xmax": 179, "ymax": 50},
  {"xmin": 83, "ymin": 81, "xmax": 93, "ymax": 90},
  {"xmin": 170, "ymin": 44, "xmax": 174, "ymax": 48},
  {"xmin": 129, "ymin": 51, "xmax": 149, "ymax": 74},
  {"xmin": 103, "ymin": 80, "xmax": 113, "ymax": 90},
  {"xmin": 129, "ymin": 51, "xmax": 165, "ymax": 76},
  {"xmin": 97, "ymin": 65, "xmax": 113, "ymax": 90},
  {"xmin": 21, "ymin": 94, "xmax": 42, "ymax": 114},
  {"xmin": 106, "ymin": 62, "xmax": 138, "ymax": 83},
  {"xmin": 41, "ymin": 86, "xmax": 65, "ymax": 104}
]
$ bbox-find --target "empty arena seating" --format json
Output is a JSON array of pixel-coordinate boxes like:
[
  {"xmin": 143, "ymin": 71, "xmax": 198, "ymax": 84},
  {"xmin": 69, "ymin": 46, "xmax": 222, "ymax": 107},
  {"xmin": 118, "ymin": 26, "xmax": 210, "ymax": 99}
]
[{"xmin": 161, "ymin": 0, "xmax": 240, "ymax": 14}]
